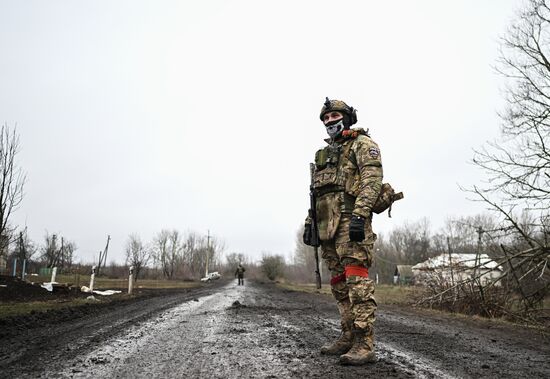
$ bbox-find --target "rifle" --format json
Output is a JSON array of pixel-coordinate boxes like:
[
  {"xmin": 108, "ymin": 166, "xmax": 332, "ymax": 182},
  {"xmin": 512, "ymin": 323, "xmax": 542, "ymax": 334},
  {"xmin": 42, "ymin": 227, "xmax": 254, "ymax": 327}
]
[{"xmin": 309, "ymin": 163, "xmax": 322, "ymax": 289}]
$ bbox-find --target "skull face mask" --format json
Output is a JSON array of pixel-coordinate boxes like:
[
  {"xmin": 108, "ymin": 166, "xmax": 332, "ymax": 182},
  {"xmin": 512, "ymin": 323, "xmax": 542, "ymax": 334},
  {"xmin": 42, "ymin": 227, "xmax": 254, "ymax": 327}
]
[{"xmin": 325, "ymin": 119, "xmax": 345, "ymax": 139}]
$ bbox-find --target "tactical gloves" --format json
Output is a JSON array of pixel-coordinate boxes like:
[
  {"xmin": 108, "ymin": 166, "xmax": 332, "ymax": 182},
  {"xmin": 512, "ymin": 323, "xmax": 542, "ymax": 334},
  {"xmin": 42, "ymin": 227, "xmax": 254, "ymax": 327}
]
[{"xmin": 349, "ymin": 215, "xmax": 366, "ymax": 242}]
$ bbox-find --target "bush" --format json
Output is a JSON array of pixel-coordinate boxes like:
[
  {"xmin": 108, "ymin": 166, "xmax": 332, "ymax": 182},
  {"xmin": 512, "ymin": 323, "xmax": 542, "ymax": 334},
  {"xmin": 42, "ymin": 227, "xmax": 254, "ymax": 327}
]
[{"xmin": 261, "ymin": 254, "xmax": 285, "ymax": 281}]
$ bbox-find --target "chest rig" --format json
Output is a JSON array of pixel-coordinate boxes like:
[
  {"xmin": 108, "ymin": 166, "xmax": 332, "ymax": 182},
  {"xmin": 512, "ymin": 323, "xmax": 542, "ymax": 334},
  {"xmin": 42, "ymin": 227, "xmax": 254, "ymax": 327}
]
[{"xmin": 312, "ymin": 137, "xmax": 360, "ymax": 240}]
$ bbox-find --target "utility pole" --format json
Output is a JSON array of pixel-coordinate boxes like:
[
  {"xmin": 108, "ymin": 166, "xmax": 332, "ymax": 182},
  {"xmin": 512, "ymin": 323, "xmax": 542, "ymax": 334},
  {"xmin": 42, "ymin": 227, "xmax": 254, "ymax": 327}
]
[
  {"xmin": 51, "ymin": 234, "xmax": 58, "ymax": 268},
  {"xmin": 128, "ymin": 266, "xmax": 134, "ymax": 295},
  {"xmin": 205, "ymin": 230, "xmax": 210, "ymax": 277},
  {"xmin": 97, "ymin": 235, "xmax": 110, "ymax": 276},
  {"xmin": 18, "ymin": 232, "xmax": 25, "ymax": 261},
  {"xmin": 473, "ymin": 226, "xmax": 483, "ymax": 280},
  {"xmin": 60, "ymin": 237, "xmax": 65, "ymax": 269},
  {"xmin": 447, "ymin": 236, "xmax": 455, "ymax": 287},
  {"xmin": 19, "ymin": 232, "xmax": 26, "ymax": 279}
]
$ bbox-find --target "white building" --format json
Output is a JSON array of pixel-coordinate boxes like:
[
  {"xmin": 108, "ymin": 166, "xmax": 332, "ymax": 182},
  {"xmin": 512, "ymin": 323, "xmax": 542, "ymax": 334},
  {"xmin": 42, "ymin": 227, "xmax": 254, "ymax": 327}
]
[{"xmin": 412, "ymin": 253, "xmax": 503, "ymax": 286}]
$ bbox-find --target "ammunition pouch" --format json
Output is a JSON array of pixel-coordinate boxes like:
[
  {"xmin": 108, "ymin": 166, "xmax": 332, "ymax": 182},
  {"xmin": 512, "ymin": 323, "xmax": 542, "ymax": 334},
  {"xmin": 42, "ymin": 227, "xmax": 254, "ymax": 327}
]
[
  {"xmin": 316, "ymin": 192, "xmax": 343, "ymax": 241},
  {"xmin": 372, "ymin": 183, "xmax": 404, "ymax": 217}
]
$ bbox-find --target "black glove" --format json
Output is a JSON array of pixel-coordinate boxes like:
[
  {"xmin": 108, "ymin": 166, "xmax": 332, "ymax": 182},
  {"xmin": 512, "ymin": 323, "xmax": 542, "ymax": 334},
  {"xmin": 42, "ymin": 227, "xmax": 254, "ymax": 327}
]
[
  {"xmin": 349, "ymin": 215, "xmax": 366, "ymax": 242},
  {"xmin": 303, "ymin": 223, "xmax": 313, "ymax": 246}
]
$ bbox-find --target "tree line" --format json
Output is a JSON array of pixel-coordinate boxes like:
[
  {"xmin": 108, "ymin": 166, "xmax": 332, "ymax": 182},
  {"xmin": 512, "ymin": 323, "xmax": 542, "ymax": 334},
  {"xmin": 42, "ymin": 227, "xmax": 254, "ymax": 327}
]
[
  {"xmin": 5, "ymin": 228, "xmax": 228, "ymax": 281},
  {"xmin": 124, "ymin": 230, "xmax": 225, "ymax": 280}
]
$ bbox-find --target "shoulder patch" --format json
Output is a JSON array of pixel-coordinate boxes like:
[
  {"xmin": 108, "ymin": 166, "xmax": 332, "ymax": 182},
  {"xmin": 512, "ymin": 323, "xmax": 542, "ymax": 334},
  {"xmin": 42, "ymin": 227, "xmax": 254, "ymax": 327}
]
[{"xmin": 368, "ymin": 147, "xmax": 380, "ymax": 159}]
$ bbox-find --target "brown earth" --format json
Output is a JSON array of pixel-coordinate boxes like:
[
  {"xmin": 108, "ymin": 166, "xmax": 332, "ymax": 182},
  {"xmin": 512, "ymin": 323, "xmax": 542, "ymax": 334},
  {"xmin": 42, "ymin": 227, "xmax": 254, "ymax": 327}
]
[
  {"xmin": 0, "ymin": 275, "xmax": 83, "ymax": 302},
  {"xmin": 0, "ymin": 279, "xmax": 549, "ymax": 378}
]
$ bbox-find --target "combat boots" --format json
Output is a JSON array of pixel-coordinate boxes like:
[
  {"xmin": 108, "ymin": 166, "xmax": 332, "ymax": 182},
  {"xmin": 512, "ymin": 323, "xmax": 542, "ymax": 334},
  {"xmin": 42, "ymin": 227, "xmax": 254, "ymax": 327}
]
[
  {"xmin": 320, "ymin": 319, "xmax": 353, "ymax": 355},
  {"xmin": 339, "ymin": 329, "xmax": 376, "ymax": 365},
  {"xmin": 321, "ymin": 329, "xmax": 353, "ymax": 355}
]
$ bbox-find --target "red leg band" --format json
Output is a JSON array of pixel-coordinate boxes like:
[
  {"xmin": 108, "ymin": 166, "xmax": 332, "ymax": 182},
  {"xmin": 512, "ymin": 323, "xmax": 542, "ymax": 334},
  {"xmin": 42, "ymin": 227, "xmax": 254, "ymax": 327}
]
[{"xmin": 344, "ymin": 265, "xmax": 369, "ymax": 278}]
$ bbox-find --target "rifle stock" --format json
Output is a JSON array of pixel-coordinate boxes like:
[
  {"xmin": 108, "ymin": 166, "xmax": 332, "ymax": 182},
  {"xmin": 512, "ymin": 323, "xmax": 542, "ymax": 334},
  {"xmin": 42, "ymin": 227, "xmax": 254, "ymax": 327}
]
[{"xmin": 309, "ymin": 163, "xmax": 322, "ymax": 289}]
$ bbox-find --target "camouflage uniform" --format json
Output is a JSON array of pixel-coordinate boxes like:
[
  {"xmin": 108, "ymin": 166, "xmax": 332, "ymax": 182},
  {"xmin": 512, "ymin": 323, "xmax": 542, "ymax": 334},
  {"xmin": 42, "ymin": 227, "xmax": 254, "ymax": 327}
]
[
  {"xmin": 235, "ymin": 264, "xmax": 245, "ymax": 286},
  {"xmin": 310, "ymin": 99, "xmax": 382, "ymax": 365}
]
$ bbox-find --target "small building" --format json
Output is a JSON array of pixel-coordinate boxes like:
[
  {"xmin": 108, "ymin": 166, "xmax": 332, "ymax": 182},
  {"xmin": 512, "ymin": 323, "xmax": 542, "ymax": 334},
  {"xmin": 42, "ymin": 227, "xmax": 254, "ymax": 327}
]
[
  {"xmin": 412, "ymin": 253, "xmax": 502, "ymax": 286},
  {"xmin": 394, "ymin": 265, "xmax": 414, "ymax": 285}
]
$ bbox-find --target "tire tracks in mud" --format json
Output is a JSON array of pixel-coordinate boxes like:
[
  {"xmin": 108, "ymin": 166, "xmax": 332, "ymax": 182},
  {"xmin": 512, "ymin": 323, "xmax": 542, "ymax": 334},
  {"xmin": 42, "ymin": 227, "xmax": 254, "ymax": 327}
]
[
  {"xmin": 56, "ymin": 282, "xmax": 326, "ymax": 378},
  {"xmin": 3, "ymin": 281, "xmax": 549, "ymax": 378},
  {"xmin": 0, "ymin": 283, "xmax": 225, "ymax": 378},
  {"xmin": 32, "ymin": 282, "xmax": 466, "ymax": 378},
  {"xmin": 377, "ymin": 306, "xmax": 550, "ymax": 378}
]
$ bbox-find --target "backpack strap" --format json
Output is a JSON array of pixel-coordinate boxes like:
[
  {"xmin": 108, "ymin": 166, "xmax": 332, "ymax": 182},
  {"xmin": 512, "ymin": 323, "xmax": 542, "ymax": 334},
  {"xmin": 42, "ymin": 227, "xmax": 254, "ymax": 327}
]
[{"xmin": 388, "ymin": 192, "xmax": 404, "ymax": 218}]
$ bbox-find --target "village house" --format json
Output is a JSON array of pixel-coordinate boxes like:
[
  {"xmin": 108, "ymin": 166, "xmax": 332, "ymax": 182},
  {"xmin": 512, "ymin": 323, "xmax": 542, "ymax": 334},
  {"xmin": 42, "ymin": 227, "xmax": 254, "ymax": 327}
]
[
  {"xmin": 393, "ymin": 265, "xmax": 414, "ymax": 285},
  {"xmin": 412, "ymin": 253, "xmax": 502, "ymax": 286}
]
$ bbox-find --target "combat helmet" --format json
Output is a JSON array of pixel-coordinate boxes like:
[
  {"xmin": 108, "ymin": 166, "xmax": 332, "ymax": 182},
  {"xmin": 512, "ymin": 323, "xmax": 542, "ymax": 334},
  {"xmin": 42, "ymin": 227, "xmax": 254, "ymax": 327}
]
[{"xmin": 319, "ymin": 97, "xmax": 358, "ymax": 127}]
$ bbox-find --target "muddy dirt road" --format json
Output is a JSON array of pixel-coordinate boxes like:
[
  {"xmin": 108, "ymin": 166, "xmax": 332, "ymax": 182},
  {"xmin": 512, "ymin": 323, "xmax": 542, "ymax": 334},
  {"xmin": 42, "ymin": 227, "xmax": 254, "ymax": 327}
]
[{"xmin": 1, "ymin": 280, "xmax": 549, "ymax": 378}]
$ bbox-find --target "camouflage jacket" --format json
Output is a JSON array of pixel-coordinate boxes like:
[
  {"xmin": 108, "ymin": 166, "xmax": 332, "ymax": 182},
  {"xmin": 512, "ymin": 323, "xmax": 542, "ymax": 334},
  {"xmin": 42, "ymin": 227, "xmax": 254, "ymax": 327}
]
[
  {"xmin": 312, "ymin": 128, "xmax": 383, "ymax": 240},
  {"xmin": 235, "ymin": 266, "xmax": 245, "ymax": 276}
]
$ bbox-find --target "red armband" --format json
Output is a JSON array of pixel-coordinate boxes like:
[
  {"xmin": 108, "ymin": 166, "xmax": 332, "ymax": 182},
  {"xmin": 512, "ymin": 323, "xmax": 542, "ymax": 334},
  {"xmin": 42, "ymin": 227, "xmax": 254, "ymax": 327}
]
[{"xmin": 344, "ymin": 265, "xmax": 369, "ymax": 278}]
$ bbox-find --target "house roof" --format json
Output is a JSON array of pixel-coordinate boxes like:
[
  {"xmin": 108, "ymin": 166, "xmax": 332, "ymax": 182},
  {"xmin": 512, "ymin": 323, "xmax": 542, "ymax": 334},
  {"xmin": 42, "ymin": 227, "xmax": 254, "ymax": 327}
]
[{"xmin": 412, "ymin": 253, "xmax": 502, "ymax": 271}]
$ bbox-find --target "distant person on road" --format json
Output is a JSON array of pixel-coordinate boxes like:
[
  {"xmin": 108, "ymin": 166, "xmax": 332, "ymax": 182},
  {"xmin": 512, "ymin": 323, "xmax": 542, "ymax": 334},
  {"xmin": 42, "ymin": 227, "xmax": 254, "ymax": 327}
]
[
  {"xmin": 303, "ymin": 98, "xmax": 382, "ymax": 365},
  {"xmin": 235, "ymin": 263, "xmax": 246, "ymax": 286}
]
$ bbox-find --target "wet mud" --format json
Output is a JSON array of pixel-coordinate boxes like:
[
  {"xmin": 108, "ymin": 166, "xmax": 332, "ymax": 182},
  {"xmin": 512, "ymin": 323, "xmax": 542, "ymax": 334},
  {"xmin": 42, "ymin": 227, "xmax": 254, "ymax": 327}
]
[{"xmin": 1, "ymin": 280, "xmax": 549, "ymax": 378}]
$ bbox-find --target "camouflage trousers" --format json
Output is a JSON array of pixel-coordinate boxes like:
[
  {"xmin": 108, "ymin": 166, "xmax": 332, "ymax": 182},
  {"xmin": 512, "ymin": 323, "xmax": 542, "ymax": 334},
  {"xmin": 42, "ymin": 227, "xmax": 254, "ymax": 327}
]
[{"xmin": 321, "ymin": 215, "xmax": 377, "ymax": 333}]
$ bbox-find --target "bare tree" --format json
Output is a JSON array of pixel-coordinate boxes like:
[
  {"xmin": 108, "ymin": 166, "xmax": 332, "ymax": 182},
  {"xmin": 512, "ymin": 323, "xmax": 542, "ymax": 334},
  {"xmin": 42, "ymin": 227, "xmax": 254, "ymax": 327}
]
[
  {"xmin": 293, "ymin": 227, "xmax": 316, "ymax": 268},
  {"xmin": 181, "ymin": 231, "xmax": 224, "ymax": 279},
  {"xmin": 40, "ymin": 232, "xmax": 76, "ymax": 269},
  {"xmin": 41, "ymin": 232, "xmax": 61, "ymax": 268},
  {"xmin": 370, "ymin": 233, "xmax": 400, "ymax": 284},
  {"xmin": 153, "ymin": 230, "xmax": 169, "ymax": 276},
  {"xmin": 468, "ymin": 0, "xmax": 550, "ymax": 315},
  {"xmin": 125, "ymin": 234, "xmax": 150, "ymax": 281},
  {"xmin": 181, "ymin": 231, "xmax": 199, "ymax": 276},
  {"xmin": 0, "ymin": 124, "xmax": 26, "ymax": 257},
  {"xmin": 11, "ymin": 228, "xmax": 36, "ymax": 262},
  {"xmin": 225, "ymin": 252, "xmax": 248, "ymax": 272},
  {"xmin": 389, "ymin": 218, "xmax": 433, "ymax": 265},
  {"xmin": 62, "ymin": 240, "xmax": 77, "ymax": 269},
  {"xmin": 472, "ymin": 0, "xmax": 550, "ymax": 232},
  {"xmin": 431, "ymin": 214, "xmax": 499, "ymax": 256},
  {"xmin": 153, "ymin": 229, "xmax": 183, "ymax": 279}
]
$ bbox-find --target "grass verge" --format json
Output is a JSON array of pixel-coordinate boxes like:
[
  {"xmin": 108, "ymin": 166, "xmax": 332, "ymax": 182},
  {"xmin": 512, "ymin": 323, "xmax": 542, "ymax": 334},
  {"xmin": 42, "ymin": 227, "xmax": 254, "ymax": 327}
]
[
  {"xmin": 277, "ymin": 282, "xmax": 417, "ymax": 306},
  {"xmin": 0, "ymin": 298, "xmax": 92, "ymax": 319},
  {"xmin": 1, "ymin": 279, "xmax": 201, "ymax": 319},
  {"xmin": 27, "ymin": 275, "xmax": 200, "ymax": 290}
]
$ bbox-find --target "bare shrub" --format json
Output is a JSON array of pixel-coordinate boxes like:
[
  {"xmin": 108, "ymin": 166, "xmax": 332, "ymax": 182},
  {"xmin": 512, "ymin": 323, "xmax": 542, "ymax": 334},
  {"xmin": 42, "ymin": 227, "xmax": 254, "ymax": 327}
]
[
  {"xmin": 429, "ymin": 0, "xmax": 550, "ymax": 323},
  {"xmin": 261, "ymin": 253, "xmax": 286, "ymax": 281}
]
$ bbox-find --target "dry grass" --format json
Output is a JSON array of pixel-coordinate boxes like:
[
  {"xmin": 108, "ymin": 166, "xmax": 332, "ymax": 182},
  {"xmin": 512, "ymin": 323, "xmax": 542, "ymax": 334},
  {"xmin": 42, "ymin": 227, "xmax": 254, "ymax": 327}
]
[
  {"xmin": 375, "ymin": 284, "xmax": 417, "ymax": 305},
  {"xmin": 277, "ymin": 282, "xmax": 417, "ymax": 306},
  {"xmin": 27, "ymin": 274, "xmax": 199, "ymax": 290},
  {"xmin": 0, "ymin": 298, "xmax": 92, "ymax": 318}
]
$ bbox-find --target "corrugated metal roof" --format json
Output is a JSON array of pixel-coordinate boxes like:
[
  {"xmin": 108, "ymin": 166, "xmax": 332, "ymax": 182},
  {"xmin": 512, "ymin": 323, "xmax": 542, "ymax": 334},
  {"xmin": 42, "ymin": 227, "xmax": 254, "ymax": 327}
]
[{"xmin": 412, "ymin": 253, "xmax": 502, "ymax": 271}]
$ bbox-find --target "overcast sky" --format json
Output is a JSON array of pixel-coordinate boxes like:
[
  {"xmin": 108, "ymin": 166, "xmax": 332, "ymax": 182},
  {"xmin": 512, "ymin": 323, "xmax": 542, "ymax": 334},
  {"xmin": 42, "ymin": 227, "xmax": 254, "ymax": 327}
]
[{"xmin": 1, "ymin": 0, "xmax": 520, "ymax": 264}]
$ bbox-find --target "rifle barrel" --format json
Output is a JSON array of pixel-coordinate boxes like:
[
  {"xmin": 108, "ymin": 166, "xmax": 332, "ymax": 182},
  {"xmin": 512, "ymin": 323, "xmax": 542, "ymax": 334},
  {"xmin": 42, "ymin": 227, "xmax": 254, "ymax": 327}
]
[{"xmin": 309, "ymin": 163, "xmax": 322, "ymax": 289}]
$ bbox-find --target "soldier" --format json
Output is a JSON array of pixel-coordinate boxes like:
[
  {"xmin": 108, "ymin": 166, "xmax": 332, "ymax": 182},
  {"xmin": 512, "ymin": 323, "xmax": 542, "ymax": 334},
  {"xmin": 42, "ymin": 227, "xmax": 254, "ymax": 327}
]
[
  {"xmin": 304, "ymin": 98, "xmax": 382, "ymax": 365},
  {"xmin": 235, "ymin": 263, "xmax": 246, "ymax": 286}
]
